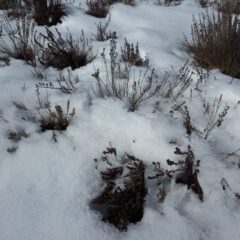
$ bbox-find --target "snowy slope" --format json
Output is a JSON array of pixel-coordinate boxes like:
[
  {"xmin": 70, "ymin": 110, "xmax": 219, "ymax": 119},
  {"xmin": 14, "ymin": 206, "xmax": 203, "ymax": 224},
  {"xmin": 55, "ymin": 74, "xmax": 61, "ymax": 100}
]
[{"xmin": 0, "ymin": 0, "xmax": 240, "ymax": 239}]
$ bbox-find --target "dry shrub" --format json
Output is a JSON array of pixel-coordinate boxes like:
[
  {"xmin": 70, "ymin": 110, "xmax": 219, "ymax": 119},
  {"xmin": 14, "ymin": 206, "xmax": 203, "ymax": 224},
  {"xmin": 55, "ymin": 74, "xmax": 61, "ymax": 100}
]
[
  {"xmin": 7, "ymin": 129, "xmax": 28, "ymax": 142},
  {"xmin": 0, "ymin": 13, "xmax": 38, "ymax": 65},
  {"xmin": 108, "ymin": 0, "xmax": 135, "ymax": 5},
  {"xmin": 86, "ymin": 0, "xmax": 135, "ymax": 18},
  {"xmin": 155, "ymin": 0, "xmax": 182, "ymax": 6},
  {"xmin": 36, "ymin": 86, "xmax": 76, "ymax": 131},
  {"xmin": 36, "ymin": 68, "xmax": 79, "ymax": 94},
  {"xmin": 33, "ymin": 0, "xmax": 66, "ymax": 26},
  {"xmin": 93, "ymin": 15, "xmax": 117, "ymax": 41},
  {"xmin": 90, "ymin": 146, "xmax": 146, "ymax": 231},
  {"xmin": 157, "ymin": 62, "xmax": 193, "ymax": 101},
  {"xmin": 186, "ymin": 12, "xmax": 240, "ymax": 79},
  {"xmin": 148, "ymin": 146, "xmax": 203, "ymax": 201},
  {"xmin": 0, "ymin": 0, "xmax": 25, "ymax": 10},
  {"xmin": 167, "ymin": 146, "xmax": 203, "ymax": 201},
  {"xmin": 36, "ymin": 28, "xmax": 95, "ymax": 70},
  {"xmin": 195, "ymin": 0, "xmax": 215, "ymax": 7},
  {"xmin": 0, "ymin": 0, "xmax": 9, "ymax": 9},
  {"xmin": 92, "ymin": 39, "xmax": 159, "ymax": 111},
  {"xmin": 121, "ymin": 39, "xmax": 149, "ymax": 67},
  {"xmin": 90, "ymin": 145, "xmax": 204, "ymax": 230},
  {"xmin": 86, "ymin": 0, "xmax": 109, "ymax": 18},
  {"xmin": 170, "ymin": 92, "xmax": 230, "ymax": 140},
  {"xmin": 217, "ymin": 0, "xmax": 240, "ymax": 14}
]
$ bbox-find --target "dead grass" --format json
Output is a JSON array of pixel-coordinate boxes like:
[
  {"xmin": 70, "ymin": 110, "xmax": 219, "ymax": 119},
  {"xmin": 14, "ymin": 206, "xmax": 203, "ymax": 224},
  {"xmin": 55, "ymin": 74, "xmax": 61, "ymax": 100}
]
[
  {"xmin": 33, "ymin": 0, "xmax": 66, "ymax": 26},
  {"xmin": 0, "ymin": 13, "xmax": 38, "ymax": 65},
  {"xmin": 217, "ymin": 0, "xmax": 240, "ymax": 14},
  {"xmin": 186, "ymin": 12, "xmax": 240, "ymax": 79},
  {"xmin": 86, "ymin": 0, "xmax": 109, "ymax": 18},
  {"xmin": 36, "ymin": 28, "xmax": 95, "ymax": 70}
]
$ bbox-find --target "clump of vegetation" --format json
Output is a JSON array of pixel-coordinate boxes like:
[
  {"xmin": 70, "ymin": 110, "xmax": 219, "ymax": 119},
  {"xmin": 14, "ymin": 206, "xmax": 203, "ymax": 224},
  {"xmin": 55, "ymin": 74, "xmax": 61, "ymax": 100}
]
[
  {"xmin": 90, "ymin": 145, "xmax": 204, "ymax": 230},
  {"xmin": 190, "ymin": 94, "xmax": 229, "ymax": 139},
  {"xmin": 7, "ymin": 129, "xmax": 28, "ymax": 142},
  {"xmin": 36, "ymin": 87, "xmax": 75, "ymax": 131},
  {"xmin": 195, "ymin": 0, "xmax": 215, "ymax": 8},
  {"xmin": 186, "ymin": 12, "xmax": 240, "ymax": 79},
  {"xmin": 0, "ymin": 0, "xmax": 15, "ymax": 9},
  {"xmin": 0, "ymin": 14, "xmax": 38, "ymax": 65},
  {"xmin": 56, "ymin": 69, "xmax": 79, "ymax": 94},
  {"xmin": 108, "ymin": 0, "xmax": 135, "ymax": 5},
  {"xmin": 86, "ymin": 0, "xmax": 109, "ymax": 18},
  {"xmin": 121, "ymin": 39, "xmax": 149, "ymax": 67},
  {"xmin": 92, "ymin": 39, "xmax": 160, "ymax": 111},
  {"xmin": 33, "ymin": 0, "xmax": 66, "ymax": 26},
  {"xmin": 217, "ymin": 0, "xmax": 240, "ymax": 14},
  {"xmin": 6, "ymin": 128, "xmax": 29, "ymax": 153},
  {"xmin": 155, "ymin": 0, "xmax": 183, "ymax": 6},
  {"xmin": 85, "ymin": 0, "xmax": 135, "ymax": 18},
  {"xmin": 148, "ymin": 146, "xmax": 203, "ymax": 201},
  {"xmin": 90, "ymin": 146, "xmax": 146, "ymax": 231},
  {"xmin": 158, "ymin": 62, "xmax": 193, "ymax": 101},
  {"xmin": 93, "ymin": 15, "xmax": 117, "ymax": 41},
  {"xmin": 36, "ymin": 28, "xmax": 95, "ymax": 70},
  {"xmin": 36, "ymin": 68, "xmax": 79, "ymax": 94},
  {"xmin": 169, "ymin": 146, "xmax": 203, "ymax": 201},
  {"xmin": 170, "ymin": 92, "xmax": 230, "ymax": 140}
]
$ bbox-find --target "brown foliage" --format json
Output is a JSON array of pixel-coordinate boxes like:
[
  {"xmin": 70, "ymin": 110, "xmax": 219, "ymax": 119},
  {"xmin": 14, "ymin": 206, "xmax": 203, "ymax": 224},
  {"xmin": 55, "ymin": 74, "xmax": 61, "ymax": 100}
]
[
  {"xmin": 90, "ymin": 147, "xmax": 146, "ymax": 231},
  {"xmin": 36, "ymin": 28, "xmax": 95, "ymax": 70},
  {"xmin": 186, "ymin": 12, "xmax": 240, "ymax": 79}
]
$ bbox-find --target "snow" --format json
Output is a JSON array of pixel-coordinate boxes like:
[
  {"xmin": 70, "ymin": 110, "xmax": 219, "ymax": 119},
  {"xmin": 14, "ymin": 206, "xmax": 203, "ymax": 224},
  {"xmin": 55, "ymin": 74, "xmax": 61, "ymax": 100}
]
[{"xmin": 0, "ymin": 0, "xmax": 240, "ymax": 239}]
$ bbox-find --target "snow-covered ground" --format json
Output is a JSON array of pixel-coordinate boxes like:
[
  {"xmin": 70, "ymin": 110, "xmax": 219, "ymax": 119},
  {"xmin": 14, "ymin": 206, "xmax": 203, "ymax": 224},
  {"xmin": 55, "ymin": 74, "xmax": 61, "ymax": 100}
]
[{"xmin": 0, "ymin": 0, "xmax": 240, "ymax": 239}]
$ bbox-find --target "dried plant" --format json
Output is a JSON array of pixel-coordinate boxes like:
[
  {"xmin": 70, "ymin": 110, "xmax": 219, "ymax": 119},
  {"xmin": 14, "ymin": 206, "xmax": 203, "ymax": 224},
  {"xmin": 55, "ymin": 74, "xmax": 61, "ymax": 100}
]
[
  {"xmin": 155, "ymin": 0, "xmax": 182, "ymax": 6},
  {"xmin": 93, "ymin": 15, "xmax": 117, "ymax": 41},
  {"xmin": 92, "ymin": 39, "xmax": 160, "ymax": 111},
  {"xmin": 4, "ymin": 1, "xmax": 32, "ymax": 18},
  {"xmin": 35, "ymin": 86, "xmax": 76, "ymax": 131},
  {"xmin": 0, "ymin": 0, "xmax": 19, "ymax": 9},
  {"xmin": 108, "ymin": 0, "xmax": 135, "ymax": 6},
  {"xmin": 90, "ymin": 145, "xmax": 204, "ymax": 230},
  {"xmin": 36, "ymin": 69, "xmax": 79, "ymax": 94},
  {"xmin": 222, "ymin": 147, "xmax": 240, "ymax": 161},
  {"xmin": 217, "ymin": 0, "xmax": 240, "ymax": 14},
  {"xmin": 167, "ymin": 146, "xmax": 203, "ymax": 201},
  {"xmin": 35, "ymin": 28, "xmax": 95, "ymax": 70},
  {"xmin": 33, "ymin": 0, "xmax": 66, "ymax": 26},
  {"xmin": 0, "ymin": 0, "xmax": 11, "ymax": 9},
  {"xmin": 186, "ymin": 12, "xmax": 240, "ymax": 79},
  {"xmin": 183, "ymin": 105, "xmax": 192, "ymax": 136},
  {"xmin": 7, "ymin": 128, "xmax": 29, "ymax": 144},
  {"xmin": 148, "ymin": 146, "xmax": 203, "ymax": 201},
  {"xmin": 85, "ymin": 0, "xmax": 135, "ymax": 18},
  {"xmin": 56, "ymin": 69, "xmax": 79, "ymax": 94},
  {"xmin": 86, "ymin": 0, "xmax": 109, "ymax": 18},
  {"xmin": 0, "ymin": 13, "xmax": 38, "ymax": 65},
  {"xmin": 201, "ymin": 94, "xmax": 230, "ymax": 139},
  {"xmin": 148, "ymin": 161, "xmax": 172, "ymax": 201},
  {"xmin": 32, "ymin": 65, "xmax": 47, "ymax": 80},
  {"xmin": 221, "ymin": 178, "xmax": 240, "ymax": 199},
  {"xmin": 172, "ymin": 94, "xmax": 230, "ymax": 140},
  {"xmin": 121, "ymin": 39, "xmax": 149, "ymax": 67},
  {"xmin": 159, "ymin": 62, "xmax": 193, "ymax": 101},
  {"xmin": 90, "ymin": 146, "xmax": 146, "ymax": 231},
  {"xmin": 195, "ymin": 0, "xmax": 215, "ymax": 7}
]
